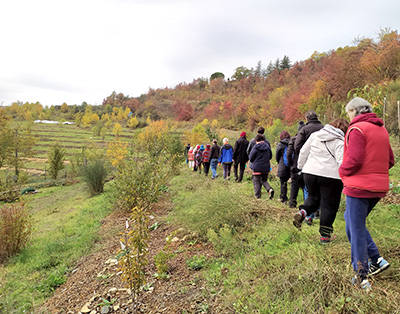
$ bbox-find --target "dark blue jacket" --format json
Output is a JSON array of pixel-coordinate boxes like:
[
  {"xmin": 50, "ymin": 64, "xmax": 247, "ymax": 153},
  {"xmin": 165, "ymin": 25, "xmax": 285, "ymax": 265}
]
[
  {"xmin": 249, "ymin": 142, "xmax": 272, "ymax": 173},
  {"xmin": 218, "ymin": 144, "xmax": 233, "ymax": 164}
]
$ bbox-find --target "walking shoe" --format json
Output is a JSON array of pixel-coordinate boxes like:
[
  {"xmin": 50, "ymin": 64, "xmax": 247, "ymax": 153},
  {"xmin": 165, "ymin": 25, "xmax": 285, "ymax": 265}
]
[
  {"xmin": 293, "ymin": 210, "xmax": 306, "ymax": 230},
  {"xmin": 351, "ymin": 276, "xmax": 371, "ymax": 292},
  {"xmin": 305, "ymin": 216, "xmax": 313, "ymax": 226},
  {"xmin": 368, "ymin": 257, "xmax": 390, "ymax": 277},
  {"xmin": 320, "ymin": 235, "xmax": 336, "ymax": 244},
  {"xmin": 268, "ymin": 189, "xmax": 274, "ymax": 199}
]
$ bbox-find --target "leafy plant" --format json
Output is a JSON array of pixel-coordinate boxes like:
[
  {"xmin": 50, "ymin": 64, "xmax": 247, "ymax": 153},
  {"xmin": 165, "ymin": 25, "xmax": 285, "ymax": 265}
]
[
  {"xmin": 187, "ymin": 255, "xmax": 207, "ymax": 270},
  {"xmin": 154, "ymin": 250, "xmax": 176, "ymax": 279},
  {"xmin": 117, "ymin": 207, "xmax": 149, "ymax": 314}
]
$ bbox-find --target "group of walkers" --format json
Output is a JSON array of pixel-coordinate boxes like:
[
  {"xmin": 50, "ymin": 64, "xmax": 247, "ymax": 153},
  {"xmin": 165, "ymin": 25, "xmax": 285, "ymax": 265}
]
[
  {"xmin": 186, "ymin": 130, "xmax": 275, "ymax": 199},
  {"xmin": 186, "ymin": 97, "xmax": 394, "ymax": 291}
]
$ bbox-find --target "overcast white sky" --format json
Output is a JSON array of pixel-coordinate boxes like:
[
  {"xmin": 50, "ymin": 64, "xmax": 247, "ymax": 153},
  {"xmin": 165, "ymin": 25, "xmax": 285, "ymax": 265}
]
[{"xmin": 1, "ymin": 0, "xmax": 399, "ymax": 107}]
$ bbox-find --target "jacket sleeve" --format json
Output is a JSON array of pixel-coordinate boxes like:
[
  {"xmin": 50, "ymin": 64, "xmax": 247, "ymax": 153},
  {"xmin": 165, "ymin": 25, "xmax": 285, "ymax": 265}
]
[
  {"xmin": 249, "ymin": 146, "xmax": 256, "ymax": 163},
  {"xmin": 218, "ymin": 148, "xmax": 223, "ymax": 163},
  {"xmin": 339, "ymin": 129, "xmax": 366, "ymax": 177},
  {"xmin": 233, "ymin": 140, "xmax": 238, "ymax": 160},
  {"xmin": 294, "ymin": 129, "xmax": 306, "ymax": 155},
  {"xmin": 246, "ymin": 140, "xmax": 253, "ymax": 156},
  {"xmin": 275, "ymin": 143, "xmax": 282, "ymax": 163},
  {"xmin": 287, "ymin": 138, "xmax": 294, "ymax": 167},
  {"xmin": 297, "ymin": 136, "xmax": 312, "ymax": 170},
  {"xmin": 332, "ymin": 140, "xmax": 344, "ymax": 167}
]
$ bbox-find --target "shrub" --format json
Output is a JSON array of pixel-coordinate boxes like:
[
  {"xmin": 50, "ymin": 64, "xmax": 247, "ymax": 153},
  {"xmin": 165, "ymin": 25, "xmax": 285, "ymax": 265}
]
[
  {"xmin": 81, "ymin": 159, "xmax": 108, "ymax": 196},
  {"xmin": 0, "ymin": 201, "xmax": 33, "ymax": 263},
  {"xmin": 186, "ymin": 255, "xmax": 207, "ymax": 270},
  {"xmin": 47, "ymin": 143, "xmax": 65, "ymax": 180}
]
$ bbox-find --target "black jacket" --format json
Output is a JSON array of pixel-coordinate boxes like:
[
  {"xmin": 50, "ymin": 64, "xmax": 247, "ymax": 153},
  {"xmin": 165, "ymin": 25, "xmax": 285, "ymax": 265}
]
[
  {"xmin": 233, "ymin": 136, "xmax": 250, "ymax": 163},
  {"xmin": 249, "ymin": 142, "xmax": 272, "ymax": 173},
  {"xmin": 210, "ymin": 143, "xmax": 220, "ymax": 159},
  {"xmin": 275, "ymin": 137, "xmax": 290, "ymax": 178},
  {"xmin": 294, "ymin": 118, "xmax": 323, "ymax": 155}
]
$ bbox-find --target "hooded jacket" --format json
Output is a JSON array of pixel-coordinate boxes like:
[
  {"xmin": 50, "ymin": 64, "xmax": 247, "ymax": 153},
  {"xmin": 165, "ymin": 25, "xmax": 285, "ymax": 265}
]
[
  {"xmin": 339, "ymin": 113, "xmax": 395, "ymax": 197},
  {"xmin": 233, "ymin": 136, "xmax": 250, "ymax": 163},
  {"xmin": 294, "ymin": 117, "xmax": 323, "ymax": 155},
  {"xmin": 218, "ymin": 144, "xmax": 233, "ymax": 164},
  {"xmin": 202, "ymin": 144, "xmax": 211, "ymax": 162},
  {"xmin": 298, "ymin": 124, "xmax": 344, "ymax": 180},
  {"xmin": 249, "ymin": 141, "xmax": 272, "ymax": 174},
  {"xmin": 275, "ymin": 137, "xmax": 290, "ymax": 178}
]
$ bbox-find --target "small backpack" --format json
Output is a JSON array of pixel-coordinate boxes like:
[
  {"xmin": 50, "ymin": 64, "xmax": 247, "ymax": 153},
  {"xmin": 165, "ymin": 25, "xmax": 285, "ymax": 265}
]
[{"xmin": 283, "ymin": 145, "xmax": 289, "ymax": 167}]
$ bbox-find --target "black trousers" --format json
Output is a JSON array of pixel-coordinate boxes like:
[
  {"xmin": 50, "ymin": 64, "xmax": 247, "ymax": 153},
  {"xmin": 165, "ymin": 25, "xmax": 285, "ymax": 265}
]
[
  {"xmin": 301, "ymin": 173, "xmax": 343, "ymax": 237},
  {"xmin": 279, "ymin": 176, "xmax": 290, "ymax": 202},
  {"xmin": 234, "ymin": 161, "xmax": 246, "ymax": 182},
  {"xmin": 289, "ymin": 172, "xmax": 305, "ymax": 206},
  {"xmin": 203, "ymin": 162, "xmax": 210, "ymax": 176}
]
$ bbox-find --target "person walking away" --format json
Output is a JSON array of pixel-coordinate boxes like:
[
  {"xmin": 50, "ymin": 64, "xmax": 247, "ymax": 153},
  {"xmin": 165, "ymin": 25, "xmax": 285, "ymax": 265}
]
[
  {"xmin": 193, "ymin": 145, "xmax": 200, "ymax": 171},
  {"xmin": 210, "ymin": 139, "xmax": 220, "ymax": 179},
  {"xmin": 294, "ymin": 111, "xmax": 324, "ymax": 223},
  {"xmin": 287, "ymin": 121, "xmax": 305, "ymax": 208},
  {"xmin": 276, "ymin": 130, "xmax": 291, "ymax": 204},
  {"xmin": 339, "ymin": 97, "xmax": 394, "ymax": 291},
  {"xmin": 233, "ymin": 131, "xmax": 250, "ymax": 182},
  {"xmin": 247, "ymin": 126, "xmax": 271, "ymax": 170},
  {"xmin": 202, "ymin": 144, "xmax": 211, "ymax": 176},
  {"xmin": 196, "ymin": 145, "xmax": 204, "ymax": 174},
  {"xmin": 249, "ymin": 134, "xmax": 274, "ymax": 199},
  {"xmin": 218, "ymin": 138, "xmax": 234, "ymax": 180},
  {"xmin": 188, "ymin": 146, "xmax": 194, "ymax": 169},
  {"xmin": 185, "ymin": 143, "xmax": 191, "ymax": 164},
  {"xmin": 293, "ymin": 118, "xmax": 349, "ymax": 244}
]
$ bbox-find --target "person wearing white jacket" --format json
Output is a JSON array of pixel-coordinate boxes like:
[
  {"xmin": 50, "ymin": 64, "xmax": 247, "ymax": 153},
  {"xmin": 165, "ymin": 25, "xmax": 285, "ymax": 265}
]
[{"xmin": 293, "ymin": 118, "xmax": 349, "ymax": 244}]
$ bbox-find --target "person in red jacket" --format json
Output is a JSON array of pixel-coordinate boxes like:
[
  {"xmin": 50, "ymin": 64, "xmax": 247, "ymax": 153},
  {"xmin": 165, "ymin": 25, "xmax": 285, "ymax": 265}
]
[
  {"xmin": 340, "ymin": 97, "xmax": 395, "ymax": 291},
  {"xmin": 202, "ymin": 144, "xmax": 212, "ymax": 176}
]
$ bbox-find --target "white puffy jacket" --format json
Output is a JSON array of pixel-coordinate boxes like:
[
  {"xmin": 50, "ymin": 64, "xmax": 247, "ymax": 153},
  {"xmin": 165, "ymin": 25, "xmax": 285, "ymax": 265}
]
[{"xmin": 297, "ymin": 124, "xmax": 344, "ymax": 180}]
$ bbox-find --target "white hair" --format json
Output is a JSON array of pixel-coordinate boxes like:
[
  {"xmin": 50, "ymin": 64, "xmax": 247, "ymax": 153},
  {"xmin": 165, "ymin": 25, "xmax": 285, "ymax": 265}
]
[{"xmin": 223, "ymin": 137, "xmax": 229, "ymax": 144}]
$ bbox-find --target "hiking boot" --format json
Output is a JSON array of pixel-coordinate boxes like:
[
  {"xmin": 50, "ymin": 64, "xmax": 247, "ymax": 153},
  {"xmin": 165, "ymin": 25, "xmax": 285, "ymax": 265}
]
[
  {"xmin": 293, "ymin": 210, "xmax": 305, "ymax": 230},
  {"xmin": 268, "ymin": 189, "xmax": 274, "ymax": 199},
  {"xmin": 351, "ymin": 276, "xmax": 371, "ymax": 292},
  {"xmin": 368, "ymin": 257, "xmax": 390, "ymax": 277},
  {"xmin": 320, "ymin": 235, "xmax": 336, "ymax": 244}
]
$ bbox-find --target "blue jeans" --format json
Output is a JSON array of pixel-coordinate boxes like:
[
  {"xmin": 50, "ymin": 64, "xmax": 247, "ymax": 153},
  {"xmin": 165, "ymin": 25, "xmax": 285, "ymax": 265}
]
[
  {"xmin": 344, "ymin": 196, "xmax": 380, "ymax": 279},
  {"xmin": 210, "ymin": 158, "xmax": 218, "ymax": 178}
]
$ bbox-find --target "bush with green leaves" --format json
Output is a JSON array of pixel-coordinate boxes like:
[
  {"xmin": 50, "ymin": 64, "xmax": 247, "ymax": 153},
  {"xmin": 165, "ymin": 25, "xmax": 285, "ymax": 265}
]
[
  {"xmin": 81, "ymin": 159, "xmax": 108, "ymax": 196},
  {"xmin": 0, "ymin": 201, "xmax": 33, "ymax": 263},
  {"xmin": 47, "ymin": 143, "xmax": 65, "ymax": 180}
]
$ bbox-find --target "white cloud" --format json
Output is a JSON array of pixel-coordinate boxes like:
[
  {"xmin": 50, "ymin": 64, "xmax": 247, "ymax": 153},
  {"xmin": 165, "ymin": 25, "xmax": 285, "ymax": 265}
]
[{"xmin": 0, "ymin": 0, "xmax": 399, "ymax": 107}]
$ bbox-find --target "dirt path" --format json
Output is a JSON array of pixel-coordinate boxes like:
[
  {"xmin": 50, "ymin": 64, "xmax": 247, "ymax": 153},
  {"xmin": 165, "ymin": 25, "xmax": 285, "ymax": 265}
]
[{"xmin": 40, "ymin": 199, "xmax": 225, "ymax": 314}]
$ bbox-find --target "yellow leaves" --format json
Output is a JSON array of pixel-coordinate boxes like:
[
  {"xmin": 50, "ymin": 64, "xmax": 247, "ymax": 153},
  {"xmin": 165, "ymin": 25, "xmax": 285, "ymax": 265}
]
[
  {"xmin": 210, "ymin": 119, "xmax": 219, "ymax": 129},
  {"xmin": 127, "ymin": 116, "xmax": 139, "ymax": 129},
  {"xmin": 201, "ymin": 118, "xmax": 209, "ymax": 126},
  {"xmin": 113, "ymin": 123, "xmax": 122, "ymax": 137},
  {"xmin": 81, "ymin": 112, "xmax": 100, "ymax": 127},
  {"xmin": 106, "ymin": 140, "xmax": 128, "ymax": 167}
]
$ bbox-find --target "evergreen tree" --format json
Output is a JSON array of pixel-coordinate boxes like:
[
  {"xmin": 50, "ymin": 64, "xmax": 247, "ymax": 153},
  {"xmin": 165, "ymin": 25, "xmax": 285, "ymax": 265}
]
[
  {"xmin": 280, "ymin": 55, "xmax": 291, "ymax": 70},
  {"xmin": 48, "ymin": 143, "xmax": 66, "ymax": 180}
]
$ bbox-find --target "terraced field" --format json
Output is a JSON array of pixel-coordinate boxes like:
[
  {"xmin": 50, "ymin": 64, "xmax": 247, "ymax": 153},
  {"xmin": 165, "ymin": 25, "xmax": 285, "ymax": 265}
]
[{"xmin": 3, "ymin": 123, "xmax": 137, "ymax": 183}]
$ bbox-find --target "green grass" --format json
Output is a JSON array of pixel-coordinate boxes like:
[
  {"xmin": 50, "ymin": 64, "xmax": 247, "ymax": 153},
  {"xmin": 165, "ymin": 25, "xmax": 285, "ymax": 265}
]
[
  {"xmin": 0, "ymin": 182, "xmax": 114, "ymax": 313},
  {"xmin": 169, "ymin": 163, "xmax": 400, "ymax": 313}
]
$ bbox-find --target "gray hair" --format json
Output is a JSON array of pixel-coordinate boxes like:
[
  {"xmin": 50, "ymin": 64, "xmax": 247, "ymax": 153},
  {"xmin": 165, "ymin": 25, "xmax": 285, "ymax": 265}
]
[
  {"xmin": 346, "ymin": 97, "xmax": 373, "ymax": 116},
  {"xmin": 223, "ymin": 137, "xmax": 229, "ymax": 144},
  {"xmin": 305, "ymin": 110, "xmax": 317, "ymax": 121}
]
